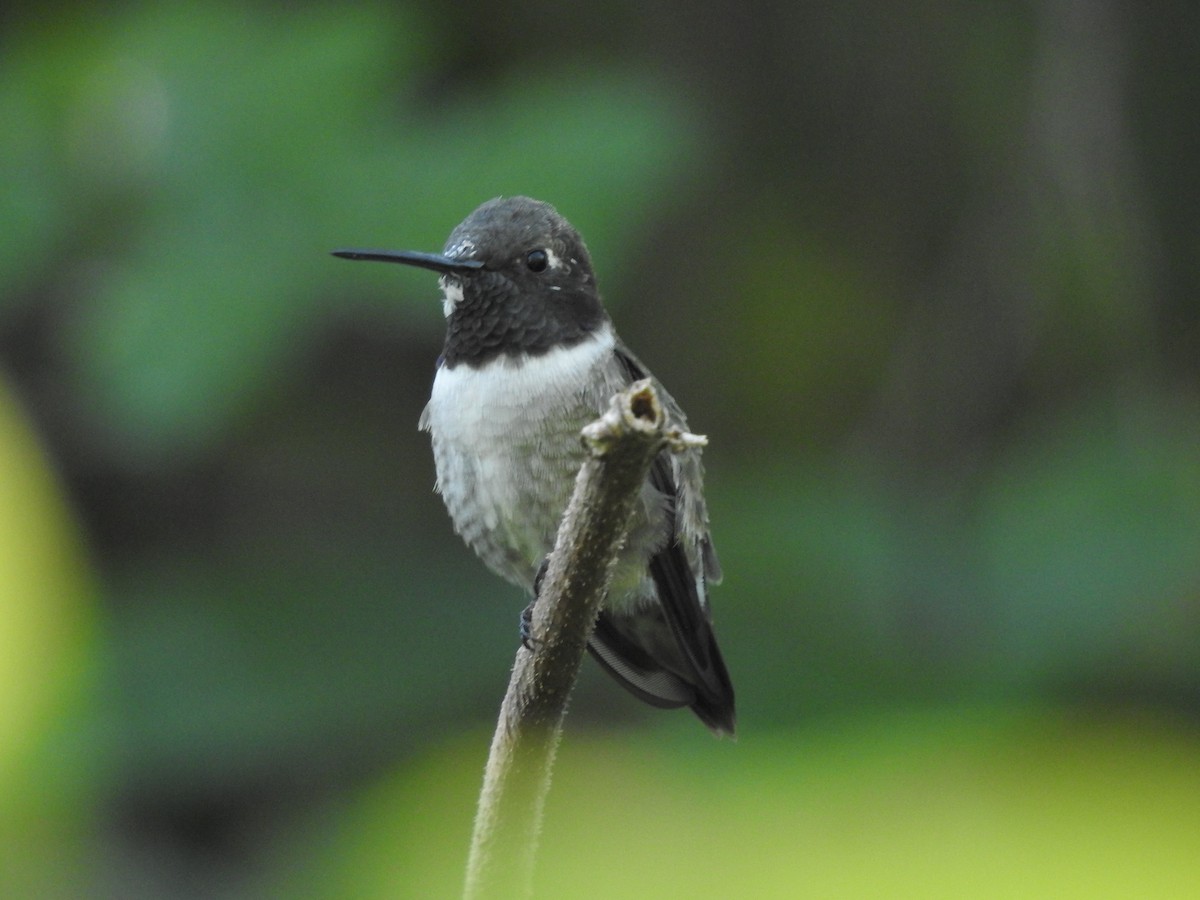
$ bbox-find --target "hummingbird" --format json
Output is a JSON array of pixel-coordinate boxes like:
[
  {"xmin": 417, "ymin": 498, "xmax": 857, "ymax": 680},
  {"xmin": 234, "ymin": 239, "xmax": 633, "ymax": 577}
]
[{"xmin": 334, "ymin": 196, "xmax": 735, "ymax": 735}]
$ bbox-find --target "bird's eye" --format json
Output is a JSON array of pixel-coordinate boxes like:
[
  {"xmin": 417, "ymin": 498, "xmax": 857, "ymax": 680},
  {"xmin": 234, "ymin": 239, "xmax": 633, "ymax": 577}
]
[{"xmin": 526, "ymin": 249, "xmax": 549, "ymax": 273}]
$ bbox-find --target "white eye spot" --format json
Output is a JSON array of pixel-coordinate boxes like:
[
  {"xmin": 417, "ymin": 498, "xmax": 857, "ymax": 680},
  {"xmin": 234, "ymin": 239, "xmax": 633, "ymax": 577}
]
[{"xmin": 544, "ymin": 248, "xmax": 565, "ymax": 270}]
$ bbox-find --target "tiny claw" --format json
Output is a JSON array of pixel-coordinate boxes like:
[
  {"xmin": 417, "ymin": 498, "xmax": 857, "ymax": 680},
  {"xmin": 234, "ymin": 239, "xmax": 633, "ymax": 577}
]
[{"xmin": 519, "ymin": 601, "xmax": 539, "ymax": 651}]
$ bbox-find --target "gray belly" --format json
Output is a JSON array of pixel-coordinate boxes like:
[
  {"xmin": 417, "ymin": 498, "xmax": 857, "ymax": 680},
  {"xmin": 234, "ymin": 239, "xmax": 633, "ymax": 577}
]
[
  {"xmin": 419, "ymin": 335, "xmax": 620, "ymax": 593},
  {"xmin": 432, "ymin": 396, "xmax": 593, "ymax": 591}
]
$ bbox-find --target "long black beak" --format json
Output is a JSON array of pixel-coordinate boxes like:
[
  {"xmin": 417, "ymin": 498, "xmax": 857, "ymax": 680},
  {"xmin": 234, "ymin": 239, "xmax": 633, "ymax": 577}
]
[{"xmin": 331, "ymin": 248, "xmax": 484, "ymax": 275}]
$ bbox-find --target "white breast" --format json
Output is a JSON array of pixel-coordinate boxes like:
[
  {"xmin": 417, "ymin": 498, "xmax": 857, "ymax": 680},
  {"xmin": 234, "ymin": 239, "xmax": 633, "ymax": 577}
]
[
  {"xmin": 421, "ymin": 326, "xmax": 615, "ymax": 437},
  {"xmin": 419, "ymin": 326, "xmax": 617, "ymax": 588}
]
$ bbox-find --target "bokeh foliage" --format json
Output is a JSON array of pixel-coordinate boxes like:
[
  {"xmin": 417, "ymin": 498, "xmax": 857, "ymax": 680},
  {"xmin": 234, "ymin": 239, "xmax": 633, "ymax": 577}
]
[
  {"xmin": 0, "ymin": 381, "xmax": 99, "ymax": 897},
  {"xmin": 2, "ymin": 1, "xmax": 1198, "ymax": 896},
  {"xmin": 286, "ymin": 709, "xmax": 1200, "ymax": 898}
]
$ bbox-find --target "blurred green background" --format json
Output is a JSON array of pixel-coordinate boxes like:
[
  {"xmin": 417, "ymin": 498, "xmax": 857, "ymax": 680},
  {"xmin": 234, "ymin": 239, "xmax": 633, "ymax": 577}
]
[{"xmin": 3, "ymin": 2, "xmax": 1199, "ymax": 896}]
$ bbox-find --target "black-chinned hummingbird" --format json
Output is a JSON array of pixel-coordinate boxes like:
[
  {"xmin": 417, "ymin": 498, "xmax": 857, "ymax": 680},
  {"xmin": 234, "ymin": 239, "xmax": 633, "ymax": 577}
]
[{"xmin": 334, "ymin": 196, "xmax": 735, "ymax": 735}]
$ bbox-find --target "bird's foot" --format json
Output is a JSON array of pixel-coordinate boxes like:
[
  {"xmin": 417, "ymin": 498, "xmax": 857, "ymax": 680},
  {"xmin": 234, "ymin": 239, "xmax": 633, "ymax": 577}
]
[{"xmin": 519, "ymin": 601, "xmax": 539, "ymax": 651}]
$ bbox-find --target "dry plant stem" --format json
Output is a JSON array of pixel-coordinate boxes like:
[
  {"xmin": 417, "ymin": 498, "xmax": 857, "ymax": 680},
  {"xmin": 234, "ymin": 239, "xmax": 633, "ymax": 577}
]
[{"xmin": 463, "ymin": 380, "xmax": 699, "ymax": 899}]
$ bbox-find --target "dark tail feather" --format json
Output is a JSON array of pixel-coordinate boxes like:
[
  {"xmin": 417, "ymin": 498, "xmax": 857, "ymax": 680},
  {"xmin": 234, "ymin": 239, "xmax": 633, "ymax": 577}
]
[
  {"xmin": 589, "ymin": 612, "xmax": 736, "ymax": 737},
  {"xmin": 684, "ymin": 628, "xmax": 736, "ymax": 736}
]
